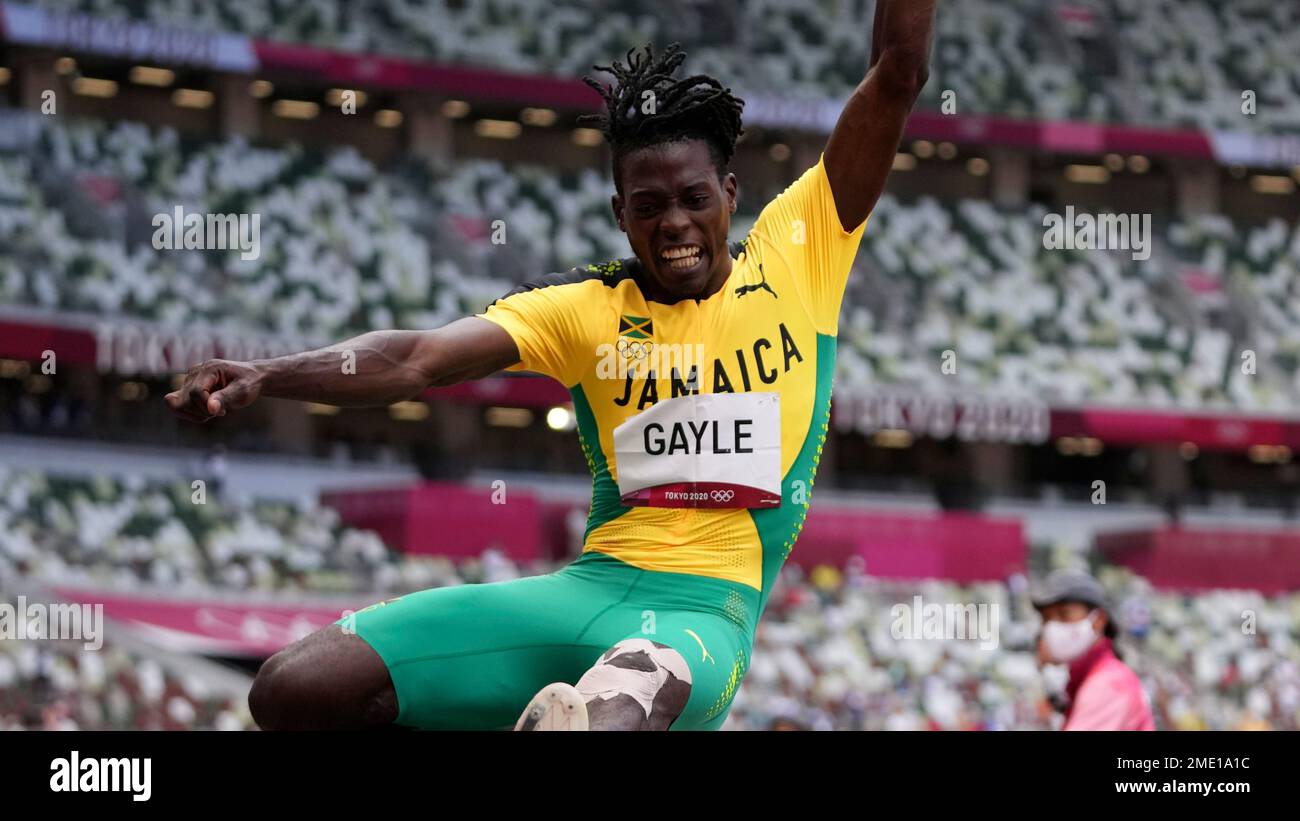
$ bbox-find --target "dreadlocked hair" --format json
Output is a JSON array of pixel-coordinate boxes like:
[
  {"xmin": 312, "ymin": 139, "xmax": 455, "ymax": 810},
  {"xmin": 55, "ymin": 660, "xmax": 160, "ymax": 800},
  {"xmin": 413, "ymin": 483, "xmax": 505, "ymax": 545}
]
[{"xmin": 577, "ymin": 42, "xmax": 745, "ymax": 193}]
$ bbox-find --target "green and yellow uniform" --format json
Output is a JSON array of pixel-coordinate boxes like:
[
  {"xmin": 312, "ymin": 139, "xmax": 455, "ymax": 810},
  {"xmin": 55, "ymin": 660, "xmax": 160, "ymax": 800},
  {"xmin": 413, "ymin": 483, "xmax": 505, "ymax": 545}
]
[{"xmin": 344, "ymin": 154, "xmax": 867, "ymax": 729}]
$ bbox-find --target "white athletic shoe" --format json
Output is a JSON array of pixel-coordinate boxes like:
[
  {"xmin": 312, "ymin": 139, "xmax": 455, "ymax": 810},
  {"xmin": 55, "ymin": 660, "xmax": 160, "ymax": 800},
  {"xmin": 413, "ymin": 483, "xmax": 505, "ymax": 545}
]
[{"xmin": 513, "ymin": 682, "xmax": 589, "ymax": 731}]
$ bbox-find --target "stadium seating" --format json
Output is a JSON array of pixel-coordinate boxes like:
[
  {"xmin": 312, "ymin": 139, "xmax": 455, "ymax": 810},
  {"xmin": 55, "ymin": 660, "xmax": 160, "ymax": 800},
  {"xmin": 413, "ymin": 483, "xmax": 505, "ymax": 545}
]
[
  {"xmin": 727, "ymin": 561, "xmax": 1300, "ymax": 730},
  {"xmin": 0, "ymin": 629, "xmax": 255, "ymax": 730},
  {"xmin": 0, "ymin": 464, "xmax": 496, "ymax": 594},
  {"xmin": 27, "ymin": 0, "xmax": 1299, "ymax": 133},
  {"xmin": 1112, "ymin": 0, "xmax": 1300, "ymax": 134},
  {"xmin": 7, "ymin": 469, "xmax": 1296, "ymax": 731},
  {"xmin": 2, "ymin": 110, "xmax": 1296, "ymax": 410},
  {"xmin": 0, "ymin": 115, "xmax": 471, "ymax": 339},
  {"xmin": 1165, "ymin": 213, "xmax": 1300, "ymax": 396},
  {"xmin": 847, "ymin": 195, "xmax": 1297, "ymax": 410},
  {"xmin": 0, "ymin": 113, "xmax": 629, "ymax": 337}
]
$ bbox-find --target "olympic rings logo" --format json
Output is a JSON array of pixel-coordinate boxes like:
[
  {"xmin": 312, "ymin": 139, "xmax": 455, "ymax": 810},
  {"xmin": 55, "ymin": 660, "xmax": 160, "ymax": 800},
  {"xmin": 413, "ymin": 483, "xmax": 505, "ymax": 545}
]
[
  {"xmin": 616, "ymin": 338, "xmax": 653, "ymax": 360},
  {"xmin": 710, "ymin": 489, "xmax": 735, "ymax": 502}
]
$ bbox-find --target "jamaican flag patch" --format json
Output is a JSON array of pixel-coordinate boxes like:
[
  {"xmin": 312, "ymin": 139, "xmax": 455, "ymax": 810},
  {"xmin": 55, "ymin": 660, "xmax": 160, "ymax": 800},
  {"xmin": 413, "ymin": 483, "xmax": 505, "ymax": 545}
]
[{"xmin": 619, "ymin": 315, "xmax": 653, "ymax": 340}]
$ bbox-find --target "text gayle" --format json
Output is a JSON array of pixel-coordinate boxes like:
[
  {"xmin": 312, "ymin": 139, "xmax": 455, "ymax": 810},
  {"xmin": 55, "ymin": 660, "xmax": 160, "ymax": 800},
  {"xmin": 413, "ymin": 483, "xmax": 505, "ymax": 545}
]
[{"xmin": 644, "ymin": 419, "xmax": 753, "ymax": 456}]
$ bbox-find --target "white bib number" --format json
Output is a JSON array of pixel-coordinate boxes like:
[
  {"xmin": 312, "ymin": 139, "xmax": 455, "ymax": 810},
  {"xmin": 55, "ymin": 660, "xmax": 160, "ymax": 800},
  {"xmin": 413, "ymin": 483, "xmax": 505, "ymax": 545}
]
[{"xmin": 612, "ymin": 392, "xmax": 781, "ymax": 508}]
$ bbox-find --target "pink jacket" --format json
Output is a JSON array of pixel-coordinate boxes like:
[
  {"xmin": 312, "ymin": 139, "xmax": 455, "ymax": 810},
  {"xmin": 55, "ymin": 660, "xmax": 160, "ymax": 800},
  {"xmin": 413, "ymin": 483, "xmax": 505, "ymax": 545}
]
[{"xmin": 1063, "ymin": 638, "xmax": 1155, "ymax": 731}]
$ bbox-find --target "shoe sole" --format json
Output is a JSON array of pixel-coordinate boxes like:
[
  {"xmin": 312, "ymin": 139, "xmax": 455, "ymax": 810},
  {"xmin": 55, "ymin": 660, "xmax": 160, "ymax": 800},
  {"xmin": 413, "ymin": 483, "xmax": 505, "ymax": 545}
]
[{"xmin": 514, "ymin": 682, "xmax": 589, "ymax": 731}]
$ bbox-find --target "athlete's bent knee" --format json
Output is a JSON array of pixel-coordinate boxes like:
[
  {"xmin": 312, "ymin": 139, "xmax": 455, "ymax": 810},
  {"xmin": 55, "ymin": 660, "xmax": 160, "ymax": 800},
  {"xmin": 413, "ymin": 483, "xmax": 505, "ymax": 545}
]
[
  {"xmin": 249, "ymin": 624, "xmax": 397, "ymax": 730},
  {"xmin": 247, "ymin": 653, "xmax": 283, "ymax": 728}
]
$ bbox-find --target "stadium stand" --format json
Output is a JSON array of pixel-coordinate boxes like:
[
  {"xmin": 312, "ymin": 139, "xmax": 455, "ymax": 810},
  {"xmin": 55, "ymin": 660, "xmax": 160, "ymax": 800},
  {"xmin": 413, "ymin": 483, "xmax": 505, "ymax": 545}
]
[
  {"xmin": 2, "ymin": 111, "xmax": 1296, "ymax": 410},
  {"xmin": 25, "ymin": 0, "xmax": 1300, "ymax": 133}
]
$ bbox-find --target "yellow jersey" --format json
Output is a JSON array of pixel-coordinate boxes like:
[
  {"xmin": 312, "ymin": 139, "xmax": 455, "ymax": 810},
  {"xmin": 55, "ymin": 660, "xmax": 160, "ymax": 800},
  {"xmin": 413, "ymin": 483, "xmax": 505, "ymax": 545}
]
[{"xmin": 479, "ymin": 153, "xmax": 867, "ymax": 606}]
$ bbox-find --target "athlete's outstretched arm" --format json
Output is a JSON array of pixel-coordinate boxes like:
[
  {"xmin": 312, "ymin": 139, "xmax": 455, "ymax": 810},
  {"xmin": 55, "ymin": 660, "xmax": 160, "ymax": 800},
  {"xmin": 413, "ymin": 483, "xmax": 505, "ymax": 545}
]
[
  {"xmin": 823, "ymin": 0, "xmax": 935, "ymax": 232},
  {"xmin": 164, "ymin": 317, "xmax": 520, "ymax": 422}
]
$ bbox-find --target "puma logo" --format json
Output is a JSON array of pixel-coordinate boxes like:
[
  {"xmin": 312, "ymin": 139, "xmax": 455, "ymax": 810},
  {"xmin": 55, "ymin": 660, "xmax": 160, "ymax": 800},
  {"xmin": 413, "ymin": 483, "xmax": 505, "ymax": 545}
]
[
  {"xmin": 684, "ymin": 629, "xmax": 715, "ymax": 664},
  {"xmin": 734, "ymin": 263, "xmax": 777, "ymax": 299}
]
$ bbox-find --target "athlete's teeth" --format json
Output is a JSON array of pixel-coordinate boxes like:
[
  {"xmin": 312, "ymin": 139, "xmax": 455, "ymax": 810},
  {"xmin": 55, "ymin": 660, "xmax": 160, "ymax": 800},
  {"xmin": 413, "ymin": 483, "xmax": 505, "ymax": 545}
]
[
  {"xmin": 662, "ymin": 245, "xmax": 701, "ymax": 272},
  {"xmin": 662, "ymin": 246, "xmax": 700, "ymax": 260}
]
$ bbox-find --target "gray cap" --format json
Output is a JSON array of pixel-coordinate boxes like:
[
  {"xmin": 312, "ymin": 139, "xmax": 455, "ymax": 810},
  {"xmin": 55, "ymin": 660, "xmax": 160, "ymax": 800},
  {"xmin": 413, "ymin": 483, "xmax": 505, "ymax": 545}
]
[{"xmin": 1031, "ymin": 569, "xmax": 1110, "ymax": 612}]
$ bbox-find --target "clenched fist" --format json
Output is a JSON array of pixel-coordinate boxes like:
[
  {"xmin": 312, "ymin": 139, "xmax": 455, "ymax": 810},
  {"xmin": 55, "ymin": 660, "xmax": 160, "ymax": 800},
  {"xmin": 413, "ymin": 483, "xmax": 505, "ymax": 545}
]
[{"xmin": 165, "ymin": 359, "xmax": 264, "ymax": 423}]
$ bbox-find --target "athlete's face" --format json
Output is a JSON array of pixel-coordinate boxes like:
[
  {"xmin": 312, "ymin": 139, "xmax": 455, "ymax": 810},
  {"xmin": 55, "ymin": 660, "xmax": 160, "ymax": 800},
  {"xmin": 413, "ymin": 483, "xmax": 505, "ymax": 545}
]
[{"xmin": 612, "ymin": 139, "xmax": 737, "ymax": 302}]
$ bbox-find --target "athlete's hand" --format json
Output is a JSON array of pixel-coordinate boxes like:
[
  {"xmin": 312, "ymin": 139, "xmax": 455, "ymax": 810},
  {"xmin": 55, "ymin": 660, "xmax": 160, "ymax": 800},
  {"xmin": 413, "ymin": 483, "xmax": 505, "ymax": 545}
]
[{"xmin": 165, "ymin": 359, "xmax": 264, "ymax": 423}]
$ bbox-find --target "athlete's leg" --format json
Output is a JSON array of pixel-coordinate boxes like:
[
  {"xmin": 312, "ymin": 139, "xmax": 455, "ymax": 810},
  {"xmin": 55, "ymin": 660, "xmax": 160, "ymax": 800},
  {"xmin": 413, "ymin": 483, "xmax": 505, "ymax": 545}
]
[
  {"xmin": 575, "ymin": 638, "xmax": 693, "ymax": 730},
  {"xmin": 249, "ymin": 624, "xmax": 396, "ymax": 730},
  {"xmin": 560, "ymin": 559, "xmax": 756, "ymax": 731},
  {"xmin": 251, "ymin": 564, "xmax": 636, "ymax": 730},
  {"xmin": 561, "ymin": 607, "xmax": 750, "ymax": 730},
  {"xmin": 645, "ymin": 613, "xmax": 751, "ymax": 731}
]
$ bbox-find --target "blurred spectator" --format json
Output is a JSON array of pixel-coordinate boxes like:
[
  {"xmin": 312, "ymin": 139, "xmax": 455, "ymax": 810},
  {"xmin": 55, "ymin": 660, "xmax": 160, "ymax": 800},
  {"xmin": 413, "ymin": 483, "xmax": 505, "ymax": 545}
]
[{"xmin": 1032, "ymin": 569, "xmax": 1155, "ymax": 731}]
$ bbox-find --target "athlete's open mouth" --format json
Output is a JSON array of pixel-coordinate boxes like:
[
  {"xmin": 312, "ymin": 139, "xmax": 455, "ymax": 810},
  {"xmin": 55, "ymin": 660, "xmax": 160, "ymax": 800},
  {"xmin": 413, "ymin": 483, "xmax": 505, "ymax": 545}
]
[{"xmin": 659, "ymin": 244, "xmax": 704, "ymax": 273}]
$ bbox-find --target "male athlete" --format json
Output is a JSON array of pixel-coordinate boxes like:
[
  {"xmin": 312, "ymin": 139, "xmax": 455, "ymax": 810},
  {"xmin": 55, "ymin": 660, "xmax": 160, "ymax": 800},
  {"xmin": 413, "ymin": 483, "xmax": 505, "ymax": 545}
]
[{"xmin": 165, "ymin": 2, "xmax": 935, "ymax": 730}]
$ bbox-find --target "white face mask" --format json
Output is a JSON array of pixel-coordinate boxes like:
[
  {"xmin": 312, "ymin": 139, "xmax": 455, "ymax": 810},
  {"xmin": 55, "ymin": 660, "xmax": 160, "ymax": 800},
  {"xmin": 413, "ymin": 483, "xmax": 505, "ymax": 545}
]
[{"xmin": 1042, "ymin": 611, "xmax": 1098, "ymax": 663}]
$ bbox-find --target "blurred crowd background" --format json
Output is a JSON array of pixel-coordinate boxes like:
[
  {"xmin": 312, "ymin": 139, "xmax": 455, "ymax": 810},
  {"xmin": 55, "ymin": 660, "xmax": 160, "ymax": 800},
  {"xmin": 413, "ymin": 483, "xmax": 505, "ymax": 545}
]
[{"xmin": 2, "ymin": 0, "xmax": 1299, "ymax": 730}]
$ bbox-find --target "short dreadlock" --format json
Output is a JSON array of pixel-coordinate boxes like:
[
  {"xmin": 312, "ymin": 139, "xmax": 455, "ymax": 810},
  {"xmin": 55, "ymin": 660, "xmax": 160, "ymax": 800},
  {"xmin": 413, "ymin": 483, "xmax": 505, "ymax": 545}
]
[{"xmin": 578, "ymin": 42, "xmax": 745, "ymax": 194}]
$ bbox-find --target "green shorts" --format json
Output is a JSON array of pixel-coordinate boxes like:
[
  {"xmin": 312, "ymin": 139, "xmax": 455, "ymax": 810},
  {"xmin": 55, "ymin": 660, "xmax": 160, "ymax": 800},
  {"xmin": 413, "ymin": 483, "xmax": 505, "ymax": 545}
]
[{"xmin": 340, "ymin": 551, "xmax": 758, "ymax": 730}]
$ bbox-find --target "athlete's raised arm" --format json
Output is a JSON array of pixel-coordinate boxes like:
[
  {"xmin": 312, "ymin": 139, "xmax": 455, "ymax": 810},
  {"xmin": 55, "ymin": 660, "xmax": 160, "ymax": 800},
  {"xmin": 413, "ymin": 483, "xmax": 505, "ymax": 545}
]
[
  {"xmin": 164, "ymin": 317, "xmax": 520, "ymax": 422},
  {"xmin": 822, "ymin": 0, "xmax": 935, "ymax": 232}
]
